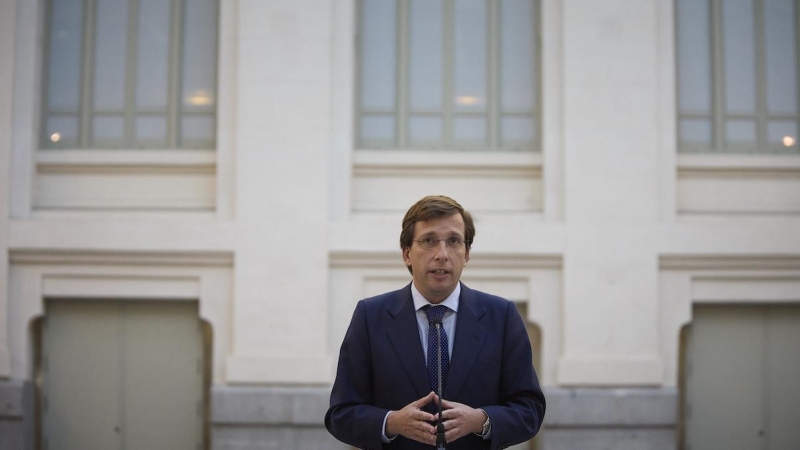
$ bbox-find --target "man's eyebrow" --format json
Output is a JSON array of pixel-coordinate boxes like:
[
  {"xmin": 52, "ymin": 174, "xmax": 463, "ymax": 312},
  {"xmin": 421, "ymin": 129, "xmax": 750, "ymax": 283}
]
[{"xmin": 419, "ymin": 231, "xmax": 464, "ymax": 238}]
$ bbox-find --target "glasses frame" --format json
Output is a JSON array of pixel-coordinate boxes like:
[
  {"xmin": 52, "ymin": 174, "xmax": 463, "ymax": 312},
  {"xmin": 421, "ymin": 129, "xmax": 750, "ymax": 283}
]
[{"xmin": 414, "ymin": 237, "xmax": 466, "ymax": 251}]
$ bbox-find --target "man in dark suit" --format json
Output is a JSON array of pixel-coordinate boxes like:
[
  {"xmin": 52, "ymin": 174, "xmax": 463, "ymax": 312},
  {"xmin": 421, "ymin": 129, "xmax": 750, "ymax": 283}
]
[{"xmin": 325, "ymin": 195, "xmax": 545, "ymax": 449}]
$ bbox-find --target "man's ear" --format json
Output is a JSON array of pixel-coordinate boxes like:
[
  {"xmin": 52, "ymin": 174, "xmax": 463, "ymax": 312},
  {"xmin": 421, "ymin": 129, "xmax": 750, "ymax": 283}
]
[
  {"xmin": 464, "ymin": 249, "xmax": 470, "ymax": 265},
  {"xmin": 402, "ymin": 247, "xmax": 412, "ymax": 266}
]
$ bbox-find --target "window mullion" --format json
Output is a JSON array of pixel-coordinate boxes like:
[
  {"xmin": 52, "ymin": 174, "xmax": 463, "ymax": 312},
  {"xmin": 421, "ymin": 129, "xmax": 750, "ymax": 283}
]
[
  {"xmin": 168, "ymin": 0, "xmax": 184, "ymax": 148},
  {"xmin": 710, "ymin": 0, "xmax": 725, "ymax": 152},
  {"xmin": 396, "ymin": 0, "xmax": 409, "ymax": 148},
  {"xmin": 534, "ymin": 0, "xmax": 541, "ymax": 152},
  {"xmin": 795, "ymin": 0, "xmax": 800, "ymax": 154},
  {"xmin": 79, "ymin": 0, "xmax": 97, "ymax": 147},
  {"xmin": 355, "ymin": 0, "xmax": 363, "ymax": 149},
  {"xmin": 487, "ymin": 0, "xmax": 499, "ymax": 150},
  {"xmin": 754, "ymin": 0, "xmax": 767, "ymax": 152},
  {"xmin": 41, "ymin": 1, "xmax": 54, "ymax": 148},
  {"xmin": 125, "ymin": 0, "xmax": 139, "ymax": 147},
  {"xmin": 443, "ymin": 0, "xmax": 454, "ymax": 149}
]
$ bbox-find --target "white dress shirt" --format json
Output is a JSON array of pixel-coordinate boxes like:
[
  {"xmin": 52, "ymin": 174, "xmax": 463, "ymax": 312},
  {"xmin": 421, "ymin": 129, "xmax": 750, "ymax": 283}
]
[
  {"xmin": 411, "ymin": 281, "xmax": 459, "ymax": 363},
  {"xmin": 382, "ymin": 282, "xmax": 461, "ymax": 442}
]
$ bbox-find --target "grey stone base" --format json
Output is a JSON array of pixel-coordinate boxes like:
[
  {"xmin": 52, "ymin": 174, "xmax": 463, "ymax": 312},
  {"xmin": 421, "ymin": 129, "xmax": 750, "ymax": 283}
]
[
  {"xmin": 0, "ymin": 379, "xmax": 34, "ymax": 450},
  {"xmin": 0, "ymin": 381, "xmax": 677, "ymax": 450},
  {"xmin": 539, "ymin": 387, "xmax": 678, "ymax": 450},
  {"xmin": 539, "ymin": 429, "xmax": 676, "ymax": 450},
  {"xmin": 212, "ymin": 386, "xmax": 678, "ymax": 450},
  {"xmin": 213, "ymin": 426, "xmax": 344, "ymax": 450},
  {"xmin": 211, "ymin": 386, "xmax": 348, "ymax": 450}
]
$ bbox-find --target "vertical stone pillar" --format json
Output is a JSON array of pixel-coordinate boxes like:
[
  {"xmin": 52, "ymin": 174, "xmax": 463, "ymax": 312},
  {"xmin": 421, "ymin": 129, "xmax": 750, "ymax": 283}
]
[
  {"xmin": 557, "ymin": 0, "xmax": 663, "ymax": 385},
  {"xmin": 225, "ymin": 0, "xmax": 333, "ymax": 384}
]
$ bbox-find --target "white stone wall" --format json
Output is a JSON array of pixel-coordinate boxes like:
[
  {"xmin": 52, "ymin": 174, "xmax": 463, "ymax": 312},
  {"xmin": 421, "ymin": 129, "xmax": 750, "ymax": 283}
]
[{"xmin": 1, "ymin": 0, "xmax": 799, "ymax": 430}]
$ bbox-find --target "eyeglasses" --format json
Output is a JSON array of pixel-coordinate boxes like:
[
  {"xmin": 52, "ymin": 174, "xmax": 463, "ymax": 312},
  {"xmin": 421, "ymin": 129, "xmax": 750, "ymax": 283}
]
[{"xmin": 414, "ymin": 237, "xmax": 466, "ymax": 251}]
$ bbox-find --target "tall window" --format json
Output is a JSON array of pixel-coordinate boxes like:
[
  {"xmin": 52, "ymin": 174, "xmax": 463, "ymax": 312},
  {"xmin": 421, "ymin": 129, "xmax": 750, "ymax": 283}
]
[
  {"xmin": 676, "ymin": 0, "xmax": 799, "ymax": 154},
  {"xmin": 356, "ymin": 0, "xmax": 540, "ymax": 151},
  {"xmin": 42, "ymin": 0, "xmax": 218, "ymax": 149}
]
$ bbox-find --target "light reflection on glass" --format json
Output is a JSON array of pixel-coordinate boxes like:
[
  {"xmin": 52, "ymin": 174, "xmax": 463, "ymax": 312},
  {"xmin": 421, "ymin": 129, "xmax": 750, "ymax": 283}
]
[
  {"xmin": 783, "ymin": 136, "xmax": 796, "ymax": 147},
  {"xmin": 455, "ymin": 95, "xmax": 482, "ymax": 106},
  {"xmin": 186, "ymin": 90, "xmax": 214, "ymax": 106},
  {"xmin": 50, "ymin": 132, "xmax": 61, "ymax": 143}
]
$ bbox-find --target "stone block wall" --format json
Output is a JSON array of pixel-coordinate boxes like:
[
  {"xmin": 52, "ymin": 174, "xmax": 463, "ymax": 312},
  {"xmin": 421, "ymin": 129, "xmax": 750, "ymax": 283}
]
[{"xmin": 0, "ymin": 380, "xmax": 34, "ymax": 450}]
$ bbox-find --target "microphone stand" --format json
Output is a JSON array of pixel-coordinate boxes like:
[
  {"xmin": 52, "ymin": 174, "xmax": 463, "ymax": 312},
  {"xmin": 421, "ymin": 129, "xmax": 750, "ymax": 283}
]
[{"xmin": 435, "ymin": 321, "xmax": 446, "ymax": 450}]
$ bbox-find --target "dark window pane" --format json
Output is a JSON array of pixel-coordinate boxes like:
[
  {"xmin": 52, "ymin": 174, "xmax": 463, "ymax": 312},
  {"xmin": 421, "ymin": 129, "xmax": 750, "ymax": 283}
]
[
  {"xmin": 454, "ymin": 0, "xmax": 487, "ymax": 112},
  {"xmin": 501, "ymin": 0, "xmax": 536, "ymax": 111},
  {"xmin": 182, "ymin": 0, "xmax": 218, "ymax": 111},
  {"xmin": 409, "ymin": 115, "xmax": 443, "ymax": 143},
  {"xmin": 502, "ymin": 115, "xmax": 535, "ymax": 143},
  {"xmin": 409, "ymin": 0, "xmax": 444, "ymax": 110},
  {"xmin": 725, "ymin": 119, "xmax": 757, "ymax": 145},
  {"xmin": 360, "ymin": 0, "xmax": 396, "ymax": 110},
  {"xmin": 360, "ymin": 115, "xmax": 395, "ymax": 143},
  {"xmin": 47, "ymin": 0, "xmax": 84, "ymax": 111},
  {"xmin": 767, "ymin": 120, "xmax": 798, "ymax": 147},
  {"xmin": 679, "ymin": 118, "xmax": 713, "ymax": 146},
  {"xmin": 92, "ymin": 115, "xmax": 125, "ymax": 142},
  {"xmin": 181, "ymin": 115, "xmax": 216, "ymax": 142},
  {"xmin": 722, "ymin": 0, "xmax": 757, "ymax": 114},
  {"xmin": 135, "ymin": 115, "xmax": 167, "ymax": 142},
  {"xmin": 93, "ymin": 0, "xmax": 128, "ymax": 111},
  {"xmin": 136, "ymin": 0, "xmax": 171, "ymax": 110},
  {"xmin": 765, "ymin": 0, "xmax": 798, "ymax": 114},
  {"xmin": 676, "ymin": 0, "xmax": 712, "ymax": 113},
  {"xmin": 454, "ymin": 115, "xmax": 486, "ymax": 142},
  {"xmin": 45, "ymin": 115, "xmax": 80, "ymax": 146}
]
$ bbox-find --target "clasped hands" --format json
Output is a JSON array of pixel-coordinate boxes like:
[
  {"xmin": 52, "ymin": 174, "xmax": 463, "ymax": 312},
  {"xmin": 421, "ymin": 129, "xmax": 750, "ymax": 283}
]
[{"xmin": 385, "ymin": 391, "xmax": 487, "ymax": 446}]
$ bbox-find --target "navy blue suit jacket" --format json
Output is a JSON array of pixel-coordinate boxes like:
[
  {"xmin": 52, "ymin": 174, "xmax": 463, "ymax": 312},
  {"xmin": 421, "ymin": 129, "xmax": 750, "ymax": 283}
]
[{"xmin": 325, "ymin": 283, "xmax": 545, "ymax": 449}]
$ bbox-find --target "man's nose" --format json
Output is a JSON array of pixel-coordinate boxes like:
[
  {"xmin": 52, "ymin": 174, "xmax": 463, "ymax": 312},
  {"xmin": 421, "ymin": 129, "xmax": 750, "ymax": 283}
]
[{"xmin": 433, "ymin": 240, "xmax": 449, "ymax": 259}]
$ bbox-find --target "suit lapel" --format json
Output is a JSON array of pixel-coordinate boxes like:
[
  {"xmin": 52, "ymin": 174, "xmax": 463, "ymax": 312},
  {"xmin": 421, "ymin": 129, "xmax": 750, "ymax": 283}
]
[
  {"xmin": 445, "ymin": 283, "xmax": 487, "ymax": 400},
  {"xmin": 386, "ymin": 284, "xmax": 430, "ymax": 399}
]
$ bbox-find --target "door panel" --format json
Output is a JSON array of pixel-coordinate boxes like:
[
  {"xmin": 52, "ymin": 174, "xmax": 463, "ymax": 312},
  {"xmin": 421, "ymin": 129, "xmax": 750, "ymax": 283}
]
[
  {"xmin": 765, "ymin": 306, "xmax": 800, "ymax": 449},
  {"xmin": 124, "ymin": 301, "xmax": 203, "ymax": 450},
  {"xmin": 685, "ymin": 304, "xmax": 800, "ymax": 450},
  {"xmin": 42, "ymin": 300, "xmax": 204, "ymax": 450},
  {"xmin": 43, "ymin": 301, "xmax": 122, "ymax": 450},
  {"xmin": 685, "ymin": 306, "xmax": 765, "ymax": 450}
]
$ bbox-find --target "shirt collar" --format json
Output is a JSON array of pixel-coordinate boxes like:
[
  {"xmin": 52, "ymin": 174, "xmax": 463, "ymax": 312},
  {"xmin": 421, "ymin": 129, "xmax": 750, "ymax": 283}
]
[{"xmin": 411, "ymin": 282, "xmax": 461, "ymax": 313}]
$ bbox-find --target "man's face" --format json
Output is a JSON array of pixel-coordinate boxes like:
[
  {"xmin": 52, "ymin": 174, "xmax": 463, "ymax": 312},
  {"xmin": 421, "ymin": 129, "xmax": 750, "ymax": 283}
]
[{"xmin": 402, "ymin": 213, "xmax": 470, "ymax": 304}]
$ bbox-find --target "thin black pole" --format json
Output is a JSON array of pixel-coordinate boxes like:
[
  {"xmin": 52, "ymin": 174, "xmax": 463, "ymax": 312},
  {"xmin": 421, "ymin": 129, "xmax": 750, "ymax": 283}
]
[{"xmin": 436, "ymin": 322, "xmax": 446, "ymax": 450}]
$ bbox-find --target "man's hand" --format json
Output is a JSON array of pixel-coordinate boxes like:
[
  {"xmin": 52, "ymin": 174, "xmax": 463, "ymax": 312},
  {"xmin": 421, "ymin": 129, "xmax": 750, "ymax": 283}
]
[
  {"xmin": 435, "ymin": 395, "xmax": 487, "ymax": 443},
  {"xmin": 385, "ymin": 391, "xmax": 438, "ymax": 446}
]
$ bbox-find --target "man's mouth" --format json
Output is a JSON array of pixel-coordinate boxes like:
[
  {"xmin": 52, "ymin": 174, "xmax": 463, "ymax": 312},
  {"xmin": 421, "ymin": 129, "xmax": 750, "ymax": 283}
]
[{"xmin": 429, "ymin": 269, "xmax": 449, "ymax": 275}]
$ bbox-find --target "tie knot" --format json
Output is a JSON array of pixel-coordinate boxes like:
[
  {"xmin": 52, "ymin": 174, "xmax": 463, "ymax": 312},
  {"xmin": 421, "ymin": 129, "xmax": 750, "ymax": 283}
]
[{"xmin": 423, "ymin": 305, "xmax": 448, "ymax": 323}]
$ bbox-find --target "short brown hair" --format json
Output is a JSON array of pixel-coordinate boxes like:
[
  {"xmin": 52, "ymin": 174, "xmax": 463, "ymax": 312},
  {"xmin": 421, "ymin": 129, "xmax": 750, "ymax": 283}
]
[{"xmin": 400, "ymin": 195, "xmax": 475, "ymax": 252}]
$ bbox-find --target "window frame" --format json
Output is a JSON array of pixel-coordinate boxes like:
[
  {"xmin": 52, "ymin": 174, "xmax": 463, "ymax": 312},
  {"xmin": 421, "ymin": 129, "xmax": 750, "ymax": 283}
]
[
  {"xmin": 40, "ymin": 0, "xmax": 219, "ymax": 150},
  {"xmin": 355, "ymin": 0, "xmax": 542, "ymax": 152},
  {"xmin": 675, "ymin": 0, "xmax": 800, "ymax": 154}
]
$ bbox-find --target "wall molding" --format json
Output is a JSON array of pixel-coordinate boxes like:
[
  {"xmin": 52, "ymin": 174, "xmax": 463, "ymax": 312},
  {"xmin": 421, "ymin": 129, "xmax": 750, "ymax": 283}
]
[
  {"xmin": 36, "ymin": 149, "xmax": 216, "ymax": 170},
  {"xmin": 8, "ymin": 250, "xmax": 233, "ymax": 382},
  {"xmin": 351, "ymin": 151, "xmax": 544, "ymax": 214},
  {"xmin": 328, "ymin": 251, "xmax": 562, "ymax": 386},
  {"xmin": 660, "ymin": 255, "xmax": 800, "ymax": 271},
  {"xmin": 676, "ymin": 155, "xmax": 800, "ymax": 216},
  {"xmin": 10, "ymin": 249, "xmax": 233, "ymax": 267},
  {"xmin": 658, "ymin": 254, "xmax": 800, "ymax": 386},
  {"xmin": 330, "ymin": 251, "xmax": 561, "ymax": 270},
  {"xmin": 353, "ymin": 150, "xmax": 542, "ymax": 178}
]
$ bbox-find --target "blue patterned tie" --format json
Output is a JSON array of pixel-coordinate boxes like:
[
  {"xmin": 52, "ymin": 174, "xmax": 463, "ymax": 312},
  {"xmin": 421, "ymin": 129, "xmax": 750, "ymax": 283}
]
[{"xmin": 424, "ymin": 305, "xmax": 450, "ymax": 395}]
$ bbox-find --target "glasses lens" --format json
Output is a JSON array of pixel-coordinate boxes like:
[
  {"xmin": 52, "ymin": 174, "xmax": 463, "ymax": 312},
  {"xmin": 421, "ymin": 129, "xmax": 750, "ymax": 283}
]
[{"xmin": 418, "ymin": 238, "xmax": 463, "ymax": 250}]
